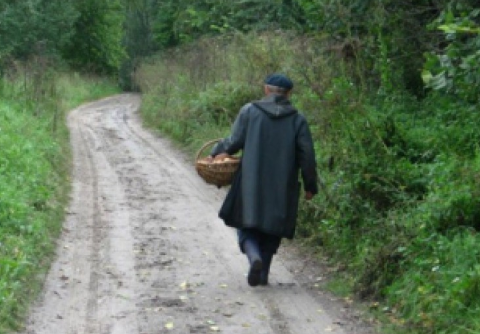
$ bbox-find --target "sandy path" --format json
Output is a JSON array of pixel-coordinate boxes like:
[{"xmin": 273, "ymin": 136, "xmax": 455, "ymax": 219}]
[{"xmin": 22, "ymin": 95, "xmax": 371, "ymax": 334}]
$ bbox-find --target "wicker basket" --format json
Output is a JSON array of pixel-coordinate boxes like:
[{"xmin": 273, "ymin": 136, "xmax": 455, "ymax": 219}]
[{"xmin": 195, "ymin": 139, "xmax": 240, "ymax": 187}]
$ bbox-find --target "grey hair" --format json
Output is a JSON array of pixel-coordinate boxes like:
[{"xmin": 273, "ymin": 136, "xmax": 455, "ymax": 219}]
[{"xmin": 265, "ymin": 84, "xmax": 289, "ymax": 95}]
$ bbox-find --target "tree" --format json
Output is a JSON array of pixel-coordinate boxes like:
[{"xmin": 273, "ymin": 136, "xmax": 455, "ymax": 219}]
[
  {"xmin": 295, "ymin": 0, "xmax": 451, "ymax": 94},
  {"xmin": 119, "ymin": 0, "xmax": 157, "ymax": 90},
  {"xmin": 0, "ymin": 0, "xmax": 77, "ymax": 62},
  {"xmin": 62, "ymin": 0, "xmax": 125, "ymax": 74}
]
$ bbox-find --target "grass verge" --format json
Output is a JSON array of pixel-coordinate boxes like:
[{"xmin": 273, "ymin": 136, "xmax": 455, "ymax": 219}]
[{"xmin": 0, "ymin": 71, "xmax": 119, "ymax": 333}]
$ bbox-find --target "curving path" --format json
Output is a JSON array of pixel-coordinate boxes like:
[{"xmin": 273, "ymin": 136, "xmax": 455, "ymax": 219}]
[{"xmin": 22, "ymin": 95, "xmax": 372, "ymax": 334}]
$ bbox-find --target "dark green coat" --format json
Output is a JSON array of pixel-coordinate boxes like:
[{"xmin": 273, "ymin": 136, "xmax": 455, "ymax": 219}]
[{"xmin": 212, "ymin": 94, "xmax": 318, "ymax": 239}]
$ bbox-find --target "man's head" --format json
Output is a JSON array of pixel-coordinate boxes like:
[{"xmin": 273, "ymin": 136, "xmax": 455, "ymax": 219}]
[{"xmin": 264, "ymin": 74, "xmax": 293, "ymax": 96}]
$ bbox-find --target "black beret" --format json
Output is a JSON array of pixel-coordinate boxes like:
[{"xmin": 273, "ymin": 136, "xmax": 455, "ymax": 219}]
[{"xmin": 264, "ymin": 74, "xmax": 294, "ymax": 90}]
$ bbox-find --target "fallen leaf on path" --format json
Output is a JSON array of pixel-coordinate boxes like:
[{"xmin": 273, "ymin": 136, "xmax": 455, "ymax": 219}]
[
  {"xmin": 210, "ymin": 326, "xmax": 220, "ymax": 332},
  {"xmin": 165, "ymin": 322, "xmax": 174, "ymax": 330},
  {"xmin": 116, "ymin": 294, "xmax": 130, "ymax": 300}
]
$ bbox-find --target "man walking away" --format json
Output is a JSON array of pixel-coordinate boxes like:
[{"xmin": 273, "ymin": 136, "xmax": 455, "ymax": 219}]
[{"xmin": 210, "ymin": 74, "xmax": 318, "ymax": 286}]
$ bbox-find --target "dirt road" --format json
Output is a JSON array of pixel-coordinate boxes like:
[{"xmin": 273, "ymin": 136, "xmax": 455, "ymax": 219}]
[{"xmin": 23, "ymin": 95, "xmax": 371, "ymax": 334}]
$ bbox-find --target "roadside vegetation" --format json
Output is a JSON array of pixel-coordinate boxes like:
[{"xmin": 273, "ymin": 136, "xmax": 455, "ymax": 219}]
[
  {"xmin": 0, "ymin": 71, "xmax": 119, "ymax": 332},
  {"xmin": 1, "ymin": 1, "xmax": 122, "ymax": 331}
]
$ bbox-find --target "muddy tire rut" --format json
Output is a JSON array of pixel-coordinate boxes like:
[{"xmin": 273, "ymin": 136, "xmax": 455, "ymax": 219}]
[{"xmin": 22, "ymin": 95, "xmax": 371, "ymax": 334}]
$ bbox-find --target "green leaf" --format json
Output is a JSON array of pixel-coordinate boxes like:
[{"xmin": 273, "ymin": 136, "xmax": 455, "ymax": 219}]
[
  {"xmin": 429, "ymin": 72, "xmax": 448, "ymax": 91},
  {"xmin": 421, "ymin": 70, "xmax": 433, "ymax": 85},
  {"xmin": 438, "ymin": 24, "xmax": 457, "ymax": 34}
]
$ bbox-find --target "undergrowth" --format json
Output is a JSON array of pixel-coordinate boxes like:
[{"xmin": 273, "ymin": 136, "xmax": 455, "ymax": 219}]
[
  {"xmin": 136, "ymin": 32, "xmax": 480, "ymax": 334},
  {"xmin": 0, "ymin": 70, "xmax": 119, "ymax": 333}
]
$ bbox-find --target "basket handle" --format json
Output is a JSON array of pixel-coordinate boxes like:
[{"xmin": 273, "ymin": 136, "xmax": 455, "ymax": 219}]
[{"xmin": 195, "ymin": 138, "xmax": 223, "ymax": 161}]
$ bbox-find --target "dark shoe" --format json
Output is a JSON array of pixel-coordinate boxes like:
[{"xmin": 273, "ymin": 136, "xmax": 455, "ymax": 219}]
[
  {"xmin": 243, "ymin": 239, "xmax": 263, "ymax": 287},
  {"xmin": 247, "ymin": 258, "xmax": 263, "ymax": 286},
  {"xmin": 259, "ymin": 252, "xmax": 274, "ymax": 286}
]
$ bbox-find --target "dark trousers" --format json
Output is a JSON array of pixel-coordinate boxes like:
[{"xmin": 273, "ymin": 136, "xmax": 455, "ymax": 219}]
[{"xmin": 237, "ymin": 228, "xmax": 282, "ymax": 255}]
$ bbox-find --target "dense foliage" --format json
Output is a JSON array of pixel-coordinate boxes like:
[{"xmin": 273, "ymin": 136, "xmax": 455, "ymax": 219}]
[
  {"xmin": 0, "ymin": 0, "xmax": 124, "ymax": 74},
  {"xmin": 120, "ymin": 0, "xmax": 475, "ymax": 92},
  {"xmin": 423, "ymin": 4, "xmax": 480, "ymax": 102},
  {"xmin": 62, "ymin": 0, "xmax": 125, "ymax": 74},
  {"xmin": 0, "ymin": 0, "xmax": 78, "ymax": 61}
]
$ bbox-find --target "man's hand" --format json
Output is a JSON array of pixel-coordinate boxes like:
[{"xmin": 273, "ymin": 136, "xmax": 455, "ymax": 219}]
[{"xmin": 305, "ymin": 191, "xmax": 314, "ymax": 201}]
